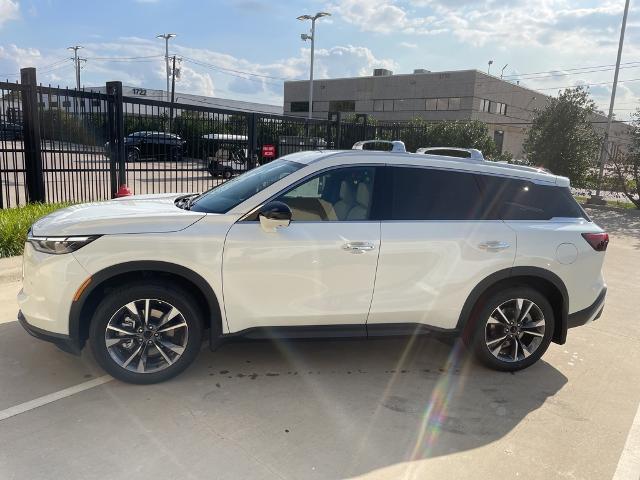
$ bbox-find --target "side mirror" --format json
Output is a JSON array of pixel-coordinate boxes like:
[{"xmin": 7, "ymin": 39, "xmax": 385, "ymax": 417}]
[{"xmin": 258, "ymin": 201, "xmax": 292, "ymax": 233}]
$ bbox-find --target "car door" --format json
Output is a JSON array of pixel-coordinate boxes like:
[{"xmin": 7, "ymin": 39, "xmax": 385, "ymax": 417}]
[
  {"xmin": 368, "ymin": 166, "xmax": 517, "ymax": 330},
  {"xmin": 222, "ymin": 165, "xmax": 382, "ymax": 333}
]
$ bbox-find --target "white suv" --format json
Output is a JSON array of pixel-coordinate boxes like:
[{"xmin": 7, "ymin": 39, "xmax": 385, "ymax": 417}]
[{"xmin": 18, "ymin": 149, "xmax": 608, "ymax": 384}]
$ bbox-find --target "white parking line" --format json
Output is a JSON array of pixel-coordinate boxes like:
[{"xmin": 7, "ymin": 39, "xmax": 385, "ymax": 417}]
[
  {"xmin": 613, "ymin": 400, "xmax": 640, "ymax": 480},
  {"xmin": 0, "ymin": 375, "xmax": 112, "ymax": 422}
]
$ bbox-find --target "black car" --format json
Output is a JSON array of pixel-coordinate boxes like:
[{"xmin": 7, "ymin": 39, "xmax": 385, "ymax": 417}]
[
  {"xmin": 106, "ymin": 131, "xmax": 185, "ymax": 161},
  {"xmin": 0, "ymin": 122, "xmax": 23, "ymax": 141}
]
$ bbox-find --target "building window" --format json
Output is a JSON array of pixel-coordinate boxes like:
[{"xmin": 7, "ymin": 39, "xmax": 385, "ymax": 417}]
[
  {"xmin": 49, "ymin": 101, "xmax": 59, "ymax": 108},
  {"xmin": 328, "ymin": 100, "xmax": 355, "ymax": 112},
  {"xmin": 448, "ymin": 97, "xmax": 461, "ymax": 110},
  {"xmin": 394, "ymin": 99, "xmax": 407, "ymax": 111},
  {"xmin": 290, "ymin": 101, "xmax": 309, "ymax": 112},
  {"xmin": 480, "ymin": 99, "xmax": 492, "ymax": 113},
  {"xmin": 436, "ymin": 98, "xmax": 449, "ymax": 111},
  {"xmin": 496, "ymin": 102, "xmax": 508, "ymax": 115},
  {"xmin": 425, "ymin": 97, "xmax": 462, "ymax": 111},
  {"xmin": 62, "ymin": 100, "xmax": 71, "ymax": 108},
  {"xmin": 374, "ymin": 100, "xmax": 384, "ymax": 112}
]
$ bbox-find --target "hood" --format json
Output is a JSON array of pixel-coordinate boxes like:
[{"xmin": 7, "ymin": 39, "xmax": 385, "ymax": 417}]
[{"xmin": 32, "ymin": 193, "xmax": 206, "ymax": 236}]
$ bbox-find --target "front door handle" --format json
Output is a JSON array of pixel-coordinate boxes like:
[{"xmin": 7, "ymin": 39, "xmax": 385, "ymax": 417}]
[
  {"xmin": 342, "ymin": 241, "xmax": 375, "ymax": 254},
  {"xmin": 478, "ymin": 241, "xmax": 511, "ymax": 252}
]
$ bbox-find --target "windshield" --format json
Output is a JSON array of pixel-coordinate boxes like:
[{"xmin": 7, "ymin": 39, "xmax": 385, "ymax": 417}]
[{"xmin": 189, "ymin": 159, "xmax": 305, "ymax": 213}]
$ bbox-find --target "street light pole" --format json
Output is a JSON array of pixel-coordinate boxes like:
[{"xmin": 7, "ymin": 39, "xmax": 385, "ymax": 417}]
[
  {"xmin": 156, "ymin": 33, "xmax": 176, "ymax": 102},
  {"xmin": 298, "ymin": 12, "xmax": 330, "ymax": 120},
  {"xmin": 500, "ymin": 64, "xmax": 508, "ymax": 79},
  {"xmin": 487, "ymin": 60, "xmax": 493, "ymax": 75},
  {"xmin": 591, "ymin": 0, "xmax": 630, "ymax": 203}
]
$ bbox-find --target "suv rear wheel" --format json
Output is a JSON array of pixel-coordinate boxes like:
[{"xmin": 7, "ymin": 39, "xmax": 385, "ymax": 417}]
[
  {"xmin": 467, "ymin": 286, "xmax": 554, "ymax": 371},
  {"xmin": 89, "ymin": 282, "xmax": 203, "ymax": 384}
]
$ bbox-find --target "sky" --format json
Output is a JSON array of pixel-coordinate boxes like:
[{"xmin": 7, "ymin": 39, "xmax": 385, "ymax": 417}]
[{"xmin": 0, "ymin": 0, "xmax": 638, "ymax": 120}]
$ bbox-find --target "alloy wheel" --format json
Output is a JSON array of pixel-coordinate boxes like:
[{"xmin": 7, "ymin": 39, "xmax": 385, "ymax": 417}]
[
  {"xmin": 104, "ymin": 298, "xmax": 189, "ymax": 373},
  {"xmin": 484, "ymin": 298, "xmax": 546, "ymax": 363}
]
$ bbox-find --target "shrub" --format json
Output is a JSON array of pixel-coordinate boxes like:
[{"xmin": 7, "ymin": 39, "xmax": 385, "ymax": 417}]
[{"xmin": 0, "ymin": 203, "xmax": 70, "ymax": 258}]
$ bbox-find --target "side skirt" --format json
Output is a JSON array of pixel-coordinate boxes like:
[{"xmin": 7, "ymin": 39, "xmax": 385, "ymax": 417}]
[{"xmin": 210, "ymin": 323, "xmax": 459, "ymax": 350}]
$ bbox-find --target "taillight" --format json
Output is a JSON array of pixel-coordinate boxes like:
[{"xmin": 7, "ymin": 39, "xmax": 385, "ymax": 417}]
[{"xmin": 582, "ymin": 232, "xmax": 609, "ymax": 251}]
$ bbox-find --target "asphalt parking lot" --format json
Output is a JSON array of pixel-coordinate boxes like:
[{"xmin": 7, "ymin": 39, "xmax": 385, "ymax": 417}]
[{"xmin": 0, "ymin": 207, "xmax": 639, "ymax": 480}]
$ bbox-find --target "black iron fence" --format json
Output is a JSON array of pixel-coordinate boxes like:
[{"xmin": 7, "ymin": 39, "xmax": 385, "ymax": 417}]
[
  {"xmin": 0, "ymin": 67, "xmax": 521, "ymax": 209},
  {"xmin": 0, "ymin": 68, "xmax": 359, "ymax": 208}
]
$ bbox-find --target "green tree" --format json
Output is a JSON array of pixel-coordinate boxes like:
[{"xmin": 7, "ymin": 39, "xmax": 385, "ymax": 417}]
[
  {"xmin": 609, "ymin": 109, "xmax": 640, "ymax": 208},
  {"xmin": 523, "ymin": 86, "xmax": 601, "ymax": 186}
]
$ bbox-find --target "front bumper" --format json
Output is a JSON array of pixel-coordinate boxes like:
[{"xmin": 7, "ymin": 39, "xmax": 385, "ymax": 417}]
[
  {"xmin": 567, "ymin": 287, "xmax": 607, "ymax": 329},
  {"xmin": 18, "ymin": 310, "xmax": 81, "ymax": 355}
]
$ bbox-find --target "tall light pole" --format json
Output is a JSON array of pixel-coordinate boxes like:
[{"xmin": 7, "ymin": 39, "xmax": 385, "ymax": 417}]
[
  {"xmin": 67, "ymin": 45, "xmax": 83, "ymax": 90},
  {"xmin": 500, "ymin": 64, "xmax": 508, "ymax": 79},
  {"xmin": 487, "ymin": 60, "xmax": 494, "ymax": 75},
  {"xmin": 298, "ymin": 12, "xmax": 331, "ymax": 120},
  {"xmin": 591, "ymin": 0, "xmax": 630, "ymax": 204},
  {"xmin": 156, "ymin": 33, "xmax": 176, "ymax": 101}
]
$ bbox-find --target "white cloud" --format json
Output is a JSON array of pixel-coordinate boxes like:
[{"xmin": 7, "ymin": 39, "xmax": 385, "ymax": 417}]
[
  {"xmin": 328, "ymin": 0, "xmax": 445, "ymax": 35},
  {"xmin": 399, "ymin": 41, "xmax": 418, "ymax": 48},
  {"xmin": 0, "ymin": 0, "xmax": 19, "ymax": 27},
  {"xmin": 0, "ymin": 37, "xmax": 395, "ymax": 105}
]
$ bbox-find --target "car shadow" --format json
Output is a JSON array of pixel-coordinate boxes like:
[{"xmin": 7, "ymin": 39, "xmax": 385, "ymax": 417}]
[
  {"xmin": 586, "ymin": 206, "xmax": 640, "ymax": 249},
  {"xmin": 172, "ymin": 334, "xmax": 568, "ymax": 478}
]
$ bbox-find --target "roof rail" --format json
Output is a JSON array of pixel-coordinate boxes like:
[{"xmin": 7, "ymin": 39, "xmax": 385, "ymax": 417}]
[
  {"xmin": 415, "ymin": 147, "xmax": 484, "ymax": 161},
  {"xmin": 352, "ymin": 140, "xmax": 406, "ymax": 153}
]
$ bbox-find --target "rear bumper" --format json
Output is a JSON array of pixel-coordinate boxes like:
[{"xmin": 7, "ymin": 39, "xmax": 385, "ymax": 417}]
[
  {"xmin": 18, "ymin": 310, "xmax": 81, "ymax": 355},
  {"xmin": 567, "ymin": 287, "xmax": 606, "ymax": 329}
]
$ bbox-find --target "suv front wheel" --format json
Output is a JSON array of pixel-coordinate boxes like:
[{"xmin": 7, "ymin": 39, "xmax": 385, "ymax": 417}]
[
  {"xmin": 89, "ymin": 282, "xmax": 203, "ymax": 384},
  {"xmin": 467, "ymin": 286, "xmax": 554, "ymax": 371}
]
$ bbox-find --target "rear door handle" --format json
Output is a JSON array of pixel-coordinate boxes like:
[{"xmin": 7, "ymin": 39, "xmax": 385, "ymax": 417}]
[
  {"xmin": 478, "ymin": 241, "xmax": 511, "ymax": 252},
  {"xmin": 342, "ymin": 241, "xmax": 375, "ymax": 254}
]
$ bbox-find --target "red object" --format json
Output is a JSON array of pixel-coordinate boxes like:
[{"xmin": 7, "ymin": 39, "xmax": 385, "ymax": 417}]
[
  {"xmin": 262, "ymin": 144, "xmax": 276, "ymax": 158},
  {"xmin": 582, "ymin": 232, "xmax": 609, "ymax": 251},
  {"xmin": 115, "ymin": 184, "xmax": 132, "ymax": 197}
]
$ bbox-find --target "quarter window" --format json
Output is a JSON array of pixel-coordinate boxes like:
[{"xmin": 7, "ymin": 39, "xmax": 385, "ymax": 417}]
[
  {"xmin": 276, "ymin": 166, "xmax": 377, "ymax": 221},
  {"xmin": 390, "ymin": 167, "xmax": 484, "ymax": 220},
  {"xmin": 476, "ymin": 175, "xmax": 587, "ymax": 220}
]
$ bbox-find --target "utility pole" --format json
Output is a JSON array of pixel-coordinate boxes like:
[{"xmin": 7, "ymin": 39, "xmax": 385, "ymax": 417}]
[
  {"xmin": 169, "ymin": 55, "xmax": 177, "ymax": 131},
  {"xmin": 298, "ymin": 12, "xmax": 331, "ymax": 120},
  {"xmin": 156, "ymin": 33, "xmax": 176, "ymax": 102},
  {"xmin": 67, "ymin": 45, "xmax": 84, "ymax": 89},
  {"xmin": 590, "ymin": 0, "xmax": 630, "ymax": 204}
]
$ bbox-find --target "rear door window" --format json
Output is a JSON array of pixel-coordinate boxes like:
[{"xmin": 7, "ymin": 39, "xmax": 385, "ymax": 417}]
[
  {"xmin": 389, "ymin": 167, "xmax": 485, "ymax": 220},
  {"xmin": 476, "ymin": 175, "xmax": 588, "ymax": 220}
]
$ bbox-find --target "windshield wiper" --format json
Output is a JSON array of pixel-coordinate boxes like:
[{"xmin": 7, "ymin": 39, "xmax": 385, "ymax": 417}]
[
  {"xmin": 175, "ymin": 193, "xmax": 199, "ymax": 210},
  {"xmin": 185, "ymin": 193, "xmax": 200, "ymax": 210}
]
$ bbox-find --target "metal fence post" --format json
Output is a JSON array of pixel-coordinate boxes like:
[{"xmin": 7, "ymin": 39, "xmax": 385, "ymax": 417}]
[
  {"xmin": 106, "ymin": 81, "xmax": 124, "ymax": 196},
  {"xmin": 20, "ymin": 68, "xmax": 45, "ymax": 203},
  {"xmin": 247, "ymin": 113, "xmax": 258, "ymax": 170}
]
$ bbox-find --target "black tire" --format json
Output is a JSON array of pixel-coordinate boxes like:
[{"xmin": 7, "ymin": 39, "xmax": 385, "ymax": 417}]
[
  {"xmin": 89, "ymin": 282, "xmax": 203, "ymax": 384},
  {"xmin": 127, "ymin": 148, "xmax": 140, "ymax": 162},
  {"xmin": 223, "ymin": 169, "xmax": 233, "ymax": 180},
  {"xmin": 465, "ymin": 286, "xmax": 554, "ymax": 372},
  {"xmin": 170, "ymin": 146, "xmax": 183, "ymax": 162}
]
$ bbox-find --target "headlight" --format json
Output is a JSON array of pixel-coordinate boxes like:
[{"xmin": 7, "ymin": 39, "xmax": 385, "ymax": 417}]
[{"xmin": 28, "ymin": 235, "xmax": 100, "ymax": 255}]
